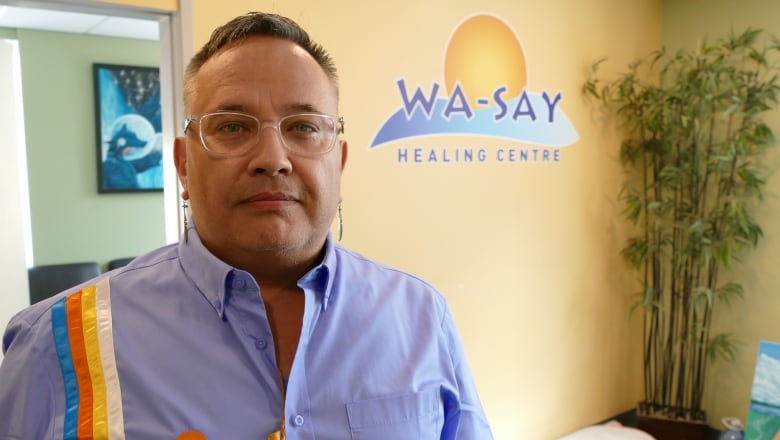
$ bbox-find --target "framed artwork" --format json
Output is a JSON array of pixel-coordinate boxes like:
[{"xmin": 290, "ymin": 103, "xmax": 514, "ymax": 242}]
[
  {"xmin": 745, "ymin": 340, "xmax": 780, "ymax": 440},
  {"xmin": 93, "ymin": 63, "xmax": 163, "ymax": 193}
]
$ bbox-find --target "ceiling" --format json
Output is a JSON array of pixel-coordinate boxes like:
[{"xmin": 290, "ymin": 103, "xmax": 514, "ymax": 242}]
[{"xmin": 0, "ymin": 5, "xmax": 158, "ymax": 40}]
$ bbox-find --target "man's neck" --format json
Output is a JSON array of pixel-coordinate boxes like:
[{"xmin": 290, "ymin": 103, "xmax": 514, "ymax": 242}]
[{"xmin": 203, "ymin": 236, "xmax": 327, "ymax": 288}]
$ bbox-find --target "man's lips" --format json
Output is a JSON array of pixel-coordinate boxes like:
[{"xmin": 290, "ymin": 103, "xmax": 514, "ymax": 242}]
[{"xmin": 240, "ymin": 192, "xmax": 297, "ymax": 206}]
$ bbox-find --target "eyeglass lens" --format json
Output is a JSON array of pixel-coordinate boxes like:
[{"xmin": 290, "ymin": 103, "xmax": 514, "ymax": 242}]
[{"xmin": 198, "ymin": 112, "xmax": 337, "ymax": 155}]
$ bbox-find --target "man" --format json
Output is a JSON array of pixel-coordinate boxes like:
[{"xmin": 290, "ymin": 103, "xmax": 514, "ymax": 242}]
[{"xmin": 0, "ymin": 12, "xmax": 493, "ymax": 439}]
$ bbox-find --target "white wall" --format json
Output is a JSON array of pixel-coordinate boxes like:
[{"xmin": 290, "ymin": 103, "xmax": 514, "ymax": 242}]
[{"xmin": 0, "ymin": 38, "xmax": 32, "ymax": 361}]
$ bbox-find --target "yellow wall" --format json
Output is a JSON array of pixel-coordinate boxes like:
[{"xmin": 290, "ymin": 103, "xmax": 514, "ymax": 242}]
[
  {"xmin": 188, "ymin": 1, "xmax": 658, "ymax": 438},
  {"xmin": 663, "ymin": 0, "xmax": 780, "ymax": 431}
]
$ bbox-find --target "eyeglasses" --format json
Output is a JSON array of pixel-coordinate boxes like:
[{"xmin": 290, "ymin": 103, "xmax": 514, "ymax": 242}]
[{"xmin": 183, "ymin": 112, "xmax": 345, "ymax": 157}]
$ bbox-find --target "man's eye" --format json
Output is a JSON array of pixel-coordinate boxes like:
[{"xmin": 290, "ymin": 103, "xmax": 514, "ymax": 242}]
[
  {"xmin": 219, "ymin": 122, "xmax": 244, "ymax": 133},
  {"xmin": 290, "ymin": 122, "xmax": 317, "ymax": 133}
]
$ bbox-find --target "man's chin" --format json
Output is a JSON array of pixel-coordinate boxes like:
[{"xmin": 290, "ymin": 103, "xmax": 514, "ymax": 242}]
[{"xmin": 241, "ymin": 231, "xmax": 310, "ymax": 253}]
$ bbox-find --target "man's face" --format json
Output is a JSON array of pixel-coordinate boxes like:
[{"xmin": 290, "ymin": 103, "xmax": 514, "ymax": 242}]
[{"xmin": 174, "ymin": 36, "xmax": 347, "ymax": 267}]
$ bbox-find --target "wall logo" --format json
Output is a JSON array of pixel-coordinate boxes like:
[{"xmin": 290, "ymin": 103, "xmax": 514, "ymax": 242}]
[{"xmin": 370, "ymin": 13, "xmax": 578, "ymax": 164}]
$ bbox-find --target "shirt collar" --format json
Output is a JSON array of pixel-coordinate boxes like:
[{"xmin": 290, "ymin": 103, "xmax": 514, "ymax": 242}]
[
  {"xmin": 179, "ymin": 226, "xmax": 339, "ymax": 317},
  {"xmin": 298, "ymin": 232, "xmax": 338, "ymax": 311},
  {"xmin": 178, "ymin": 225, "xmax": 233, "ymax": 318}
]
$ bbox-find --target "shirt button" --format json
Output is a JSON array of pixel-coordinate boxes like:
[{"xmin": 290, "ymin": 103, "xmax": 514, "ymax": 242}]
[
  {"xmin": 254, "ymin": 338, "xmax": 267, "ymax": 350},
  {"xmin": 232, "ymin": 278, "xmax": 246, "ymax": 290},
  {"xmin": 213, "ymin": 299, "xmax": 222, "ymax": 310},
  {"xmin": 293, "ymin": 414, "xmax": 305, "ymax": 427}
]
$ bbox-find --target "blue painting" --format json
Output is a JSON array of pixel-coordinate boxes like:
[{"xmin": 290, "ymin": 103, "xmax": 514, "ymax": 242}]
[
  {"xmin": 94, "ymin": 63, "xmax": 163, "ymax": 193},
  {"xmin": 745, "ymin": 340, "xmax": 780, "ymax": 440}
]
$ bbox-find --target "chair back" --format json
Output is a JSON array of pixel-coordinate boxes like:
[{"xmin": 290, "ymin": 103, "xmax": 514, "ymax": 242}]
[
  {"xmin": 28, "ymin": 262, "xmax": 101, "ymax": 304},
  {"xmin": 107, "ymin": 257, "xmax": 135, "ymax": 270}
]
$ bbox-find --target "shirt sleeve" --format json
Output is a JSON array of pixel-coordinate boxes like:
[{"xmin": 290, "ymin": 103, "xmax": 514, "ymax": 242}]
[
  {"xmin": 0, "ymin": 312, "xmax": 58, "ymax": 439},
  {"xmin": 440, "ymin": 307, "xmax": 494, "ymax": 440}
]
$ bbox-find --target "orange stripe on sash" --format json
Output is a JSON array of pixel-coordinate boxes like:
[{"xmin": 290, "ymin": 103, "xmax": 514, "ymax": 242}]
[{"xmin": 65, "ymin": 291, "xmax": 94, "ymax": 439}]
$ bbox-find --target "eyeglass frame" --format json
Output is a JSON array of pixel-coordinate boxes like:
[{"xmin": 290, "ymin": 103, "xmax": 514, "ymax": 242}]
[{"xmin": 183, "ymin": 111, "xmax": 345, "ymax": 157}]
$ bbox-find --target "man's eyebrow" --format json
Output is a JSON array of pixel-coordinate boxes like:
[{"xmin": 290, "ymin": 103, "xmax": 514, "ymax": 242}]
[
  {"xmin": 211, "ymin": 104, "xmax": 248, "ymax": 113},
  {"xmin": 210, "ymin": 103, "xmax": 324, "ymax": 114},
  {"xmin": 286, "ymin": 103, "xmax": 321, "ymax": 113}
]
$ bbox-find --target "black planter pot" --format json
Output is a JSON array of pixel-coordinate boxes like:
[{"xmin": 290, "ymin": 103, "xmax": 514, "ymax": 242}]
[{"xmin": 635, "ymin": 403, "xmax": 709, "ymax": 440}]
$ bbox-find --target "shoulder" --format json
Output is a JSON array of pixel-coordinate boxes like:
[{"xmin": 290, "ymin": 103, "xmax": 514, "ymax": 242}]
[
  {"xmin": 98, "ymin": 248, "xmax": 180, "ymax": 299},
  {"xmin": 4, "ymin": 243, "xmax": 180, "ymax": 350},
  {"xmin": 334, "ymin": 244, "xmax": 440, "ymax": 289},
  {"xmin": 105, "ymin": 243, "xmax": 180, "ymax": 278},
  {"xmin": 4, "ymin": 272, "xmax": 106, "ymax": 339},
  {"xmin": 331, "ymin": 244, "xmax": 449, "ymax": 312}
]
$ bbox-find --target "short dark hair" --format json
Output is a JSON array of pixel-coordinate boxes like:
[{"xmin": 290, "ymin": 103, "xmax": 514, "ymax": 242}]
[{"xmin": 183, "ymin": 12, "xmax": 338, "ymax": 105}]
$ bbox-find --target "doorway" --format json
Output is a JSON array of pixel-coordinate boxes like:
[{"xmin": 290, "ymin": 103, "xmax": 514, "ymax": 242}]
[
  {"xmin": 0, "ymin": 0, "xmax": 183, "ymax": 326},
  {"xmin": 0, "ymin": 0, "xmax": 183, "ymax": 250}
]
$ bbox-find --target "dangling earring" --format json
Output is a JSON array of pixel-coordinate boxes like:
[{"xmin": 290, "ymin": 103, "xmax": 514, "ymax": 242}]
[
  {"xmin": 337, "ymin": 201, "xmax": 343, "ymax": 241},
  {"xmin": 182, "ymin": 200, "xmax": 190, "ymax": 243}
]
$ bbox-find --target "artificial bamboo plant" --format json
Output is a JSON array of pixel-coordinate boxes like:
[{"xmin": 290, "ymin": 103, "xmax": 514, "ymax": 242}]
[{"xmin": 584, "ymin": 28, "xmax": 780, "ymax": 420}]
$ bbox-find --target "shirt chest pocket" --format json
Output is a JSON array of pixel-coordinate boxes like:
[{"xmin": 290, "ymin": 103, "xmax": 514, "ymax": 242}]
[{"xmin": 346, "ymin": 387, "xmax": 444, "ymax": 439}]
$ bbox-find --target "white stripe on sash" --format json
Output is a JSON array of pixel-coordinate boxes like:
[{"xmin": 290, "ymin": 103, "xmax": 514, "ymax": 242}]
[{"xmin": 95, "ymin": 277, "xmax": 125, "ymax": 438}]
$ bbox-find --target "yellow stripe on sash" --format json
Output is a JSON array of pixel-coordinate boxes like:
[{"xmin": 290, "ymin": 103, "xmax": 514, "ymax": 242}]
[{"xmin": 81, "ymin": 285, "xmax": 109, "ymax": 438}]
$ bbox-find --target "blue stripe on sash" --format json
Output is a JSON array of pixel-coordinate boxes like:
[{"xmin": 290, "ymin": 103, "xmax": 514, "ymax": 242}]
[{"xmin": 52, "ymin": 299, "xmax": 80, "ymax": 440}]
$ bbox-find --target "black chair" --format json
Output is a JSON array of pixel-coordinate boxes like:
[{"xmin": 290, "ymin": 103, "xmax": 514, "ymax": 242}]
[
  {"xmin": 107, "ymin": 257, "xmax": 135, "ymax": 270},
  {"xmin": 28, "ymin": 262, "xmax": 101, "ymax": 305}
]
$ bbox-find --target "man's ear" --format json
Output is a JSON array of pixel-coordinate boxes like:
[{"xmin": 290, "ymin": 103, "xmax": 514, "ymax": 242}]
[{"xmin": 174, "ymin": 136, "xmax": 189, "ymax": 199}]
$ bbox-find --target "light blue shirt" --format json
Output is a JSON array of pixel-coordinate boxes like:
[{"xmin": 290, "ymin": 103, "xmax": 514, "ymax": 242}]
[{"xmin": 0, "ymin": 228, "xmax": 492, "ymax": 439}]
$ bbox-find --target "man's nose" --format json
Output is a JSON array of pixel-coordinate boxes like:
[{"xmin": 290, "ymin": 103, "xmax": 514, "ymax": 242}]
[{"xmin": 246, "ymin": 125, "xmax": 292, "ymax": 176}]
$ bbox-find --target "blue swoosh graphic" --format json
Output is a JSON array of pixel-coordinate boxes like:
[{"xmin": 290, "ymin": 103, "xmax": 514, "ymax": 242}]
[{"xmin": 370, "ymin": 93, "xmax": 579, "ymax": 149}]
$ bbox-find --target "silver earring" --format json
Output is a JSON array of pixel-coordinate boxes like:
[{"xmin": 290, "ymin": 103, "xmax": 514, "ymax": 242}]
[
  {"xmin": 182, "ymin": 200, "xmax": 189, "ymax": 243},
  {"xmin": 337, "ymin": 202, "xmax": 343, "ymax": 241}
]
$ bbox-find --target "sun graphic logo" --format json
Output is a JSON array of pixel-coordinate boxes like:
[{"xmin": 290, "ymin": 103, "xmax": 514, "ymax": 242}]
[{"xmin": 370, "ymin": 13, "xmax": 579, "ymax": 164}]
